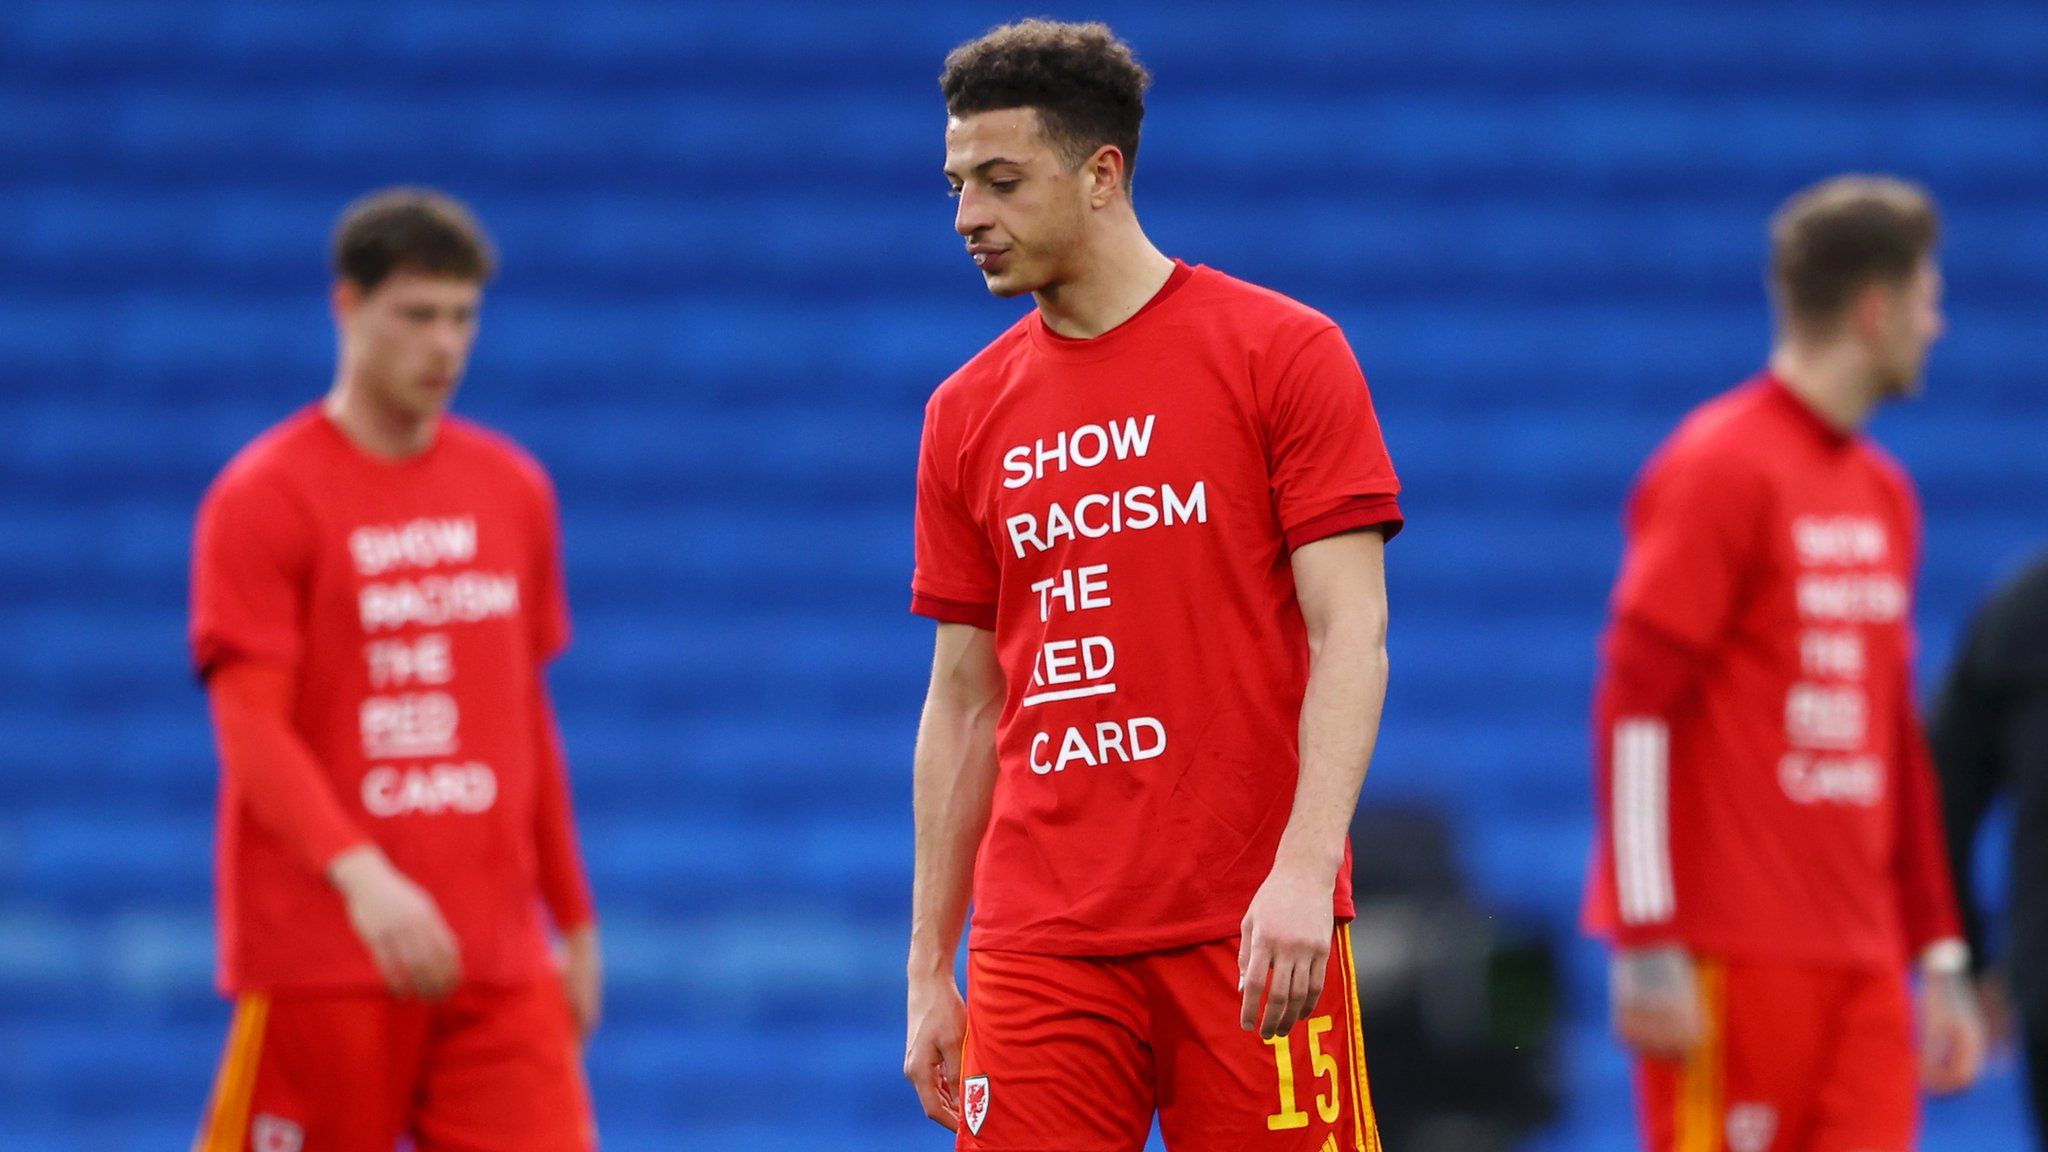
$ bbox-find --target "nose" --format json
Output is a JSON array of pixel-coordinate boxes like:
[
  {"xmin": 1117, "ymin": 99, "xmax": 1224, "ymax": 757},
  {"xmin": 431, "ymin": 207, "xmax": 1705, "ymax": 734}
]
[
  {"xmin": 434, "ymin": 319, "xmax": 470, "ymax": 359},
  {"xmin": 954, "ymin": 186, "xmax": 992, "ymax": 238}
]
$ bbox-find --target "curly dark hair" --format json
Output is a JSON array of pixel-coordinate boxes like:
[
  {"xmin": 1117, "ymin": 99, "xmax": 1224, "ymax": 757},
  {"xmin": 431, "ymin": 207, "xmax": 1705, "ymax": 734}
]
[
  {"xmin": 333, "ymin": 187, "xmax": 496, "ymax": 292},
  {"xmin": 1771, "ymin": 176, "xmax": 1938, "ymax": 326},
  {"xmin": 941, "ymin": 20, "xmax": 1152, "ymax": 188}
]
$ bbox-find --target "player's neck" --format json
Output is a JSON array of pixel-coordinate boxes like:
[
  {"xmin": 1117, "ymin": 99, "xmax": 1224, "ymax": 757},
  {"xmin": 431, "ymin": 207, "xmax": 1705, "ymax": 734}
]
[
  {"xmin": 1768, "ymin": 341, "xmax": 1880, "ymax": 434},
  {"xmin": 1033, "ymin": 223, "xmax": 1175, "ymax": 340},
  {"xmin": 323, "ymin": 376, "xmax": 439, "ymax": 461}
]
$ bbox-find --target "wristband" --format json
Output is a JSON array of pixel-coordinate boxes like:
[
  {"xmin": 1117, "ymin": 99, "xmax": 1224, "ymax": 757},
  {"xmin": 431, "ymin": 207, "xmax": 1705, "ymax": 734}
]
[{"xmin": 1920, "ymin": 939, "xmax": 1970, "ymax": 977}]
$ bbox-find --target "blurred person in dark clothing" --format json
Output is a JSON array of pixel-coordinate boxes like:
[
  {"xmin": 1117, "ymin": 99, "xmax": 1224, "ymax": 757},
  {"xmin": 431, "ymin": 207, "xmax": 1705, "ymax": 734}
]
[{"xmin": 1933, "ymin": 550, "xmax": 2048, "ymax": 1144}]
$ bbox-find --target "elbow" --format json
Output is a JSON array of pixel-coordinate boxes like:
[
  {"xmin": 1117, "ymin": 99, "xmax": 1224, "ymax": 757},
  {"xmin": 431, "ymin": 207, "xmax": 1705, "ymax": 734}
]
[
  {"xmin": 926, "ymin": 676, "xmax": 1006, "ymax": 736},
  {"xmin": 1305, "ymin": 606, "xmax": 1389, "ymax": 664}
]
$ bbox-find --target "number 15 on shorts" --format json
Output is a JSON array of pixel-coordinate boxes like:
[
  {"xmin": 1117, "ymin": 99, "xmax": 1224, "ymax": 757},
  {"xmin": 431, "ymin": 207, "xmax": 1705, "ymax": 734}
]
[{"xmin": 1265, "ymin": 1014, "xmax": 1341, "ymax": 1130}]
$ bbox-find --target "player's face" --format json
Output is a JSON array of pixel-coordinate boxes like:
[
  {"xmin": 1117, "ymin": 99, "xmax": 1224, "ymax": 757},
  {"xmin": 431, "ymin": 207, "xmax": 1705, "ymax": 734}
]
[
  {"xmin": 337, "ymin": 270, "xmax": 483, "ymax": 422},
  {"xmin": 1873, "ymin": 257, "xmax": 1944, "ymax": 399},
  {"xmin": 944, "ymin": 108, "xmax": 1088, "ymax": 298}
]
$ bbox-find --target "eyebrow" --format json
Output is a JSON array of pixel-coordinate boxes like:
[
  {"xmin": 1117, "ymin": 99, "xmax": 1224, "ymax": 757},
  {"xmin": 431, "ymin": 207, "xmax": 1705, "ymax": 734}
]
[{"xmin": 943, "ymin": 156, "xmax": 1024, "ymax": 181}]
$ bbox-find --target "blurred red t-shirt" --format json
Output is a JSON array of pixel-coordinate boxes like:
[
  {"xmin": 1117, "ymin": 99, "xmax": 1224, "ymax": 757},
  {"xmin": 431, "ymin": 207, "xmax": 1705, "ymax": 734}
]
[
  {"xmin": 1583, "ymin": 375, "xmax": 1960, "ymax": 965},
  {"xmin": 912, "ymin": 262, "xmax": 1403, "ymax": 955},
  {"xmin": 191, "ymin": 408, "xmax": 574, "ymax": 992}
]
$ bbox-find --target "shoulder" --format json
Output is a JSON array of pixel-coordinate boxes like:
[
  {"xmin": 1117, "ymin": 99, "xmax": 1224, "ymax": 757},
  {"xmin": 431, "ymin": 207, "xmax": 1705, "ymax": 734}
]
[
  {"xmin": 1628, "ymin": 387, "xmax": 1792, "ymax": 527},
  {"xmin": 1994, "ymin": 552, "xmax": 2048, "ymax": 614},
  {"xmin": 443, "ymin": 415, "xmax": 557, "ymax": 504},
  {"xmin": 928, "ymin": 314, "xmax": 1034, "ymax": 421},
  {"xmin": 202, "ymin": 408, "xmax": 327, "ymax": 516},
  {"xmin": 1642, "ymin": 386, "xmax": 1779, "ymax": 488},
  {"xmin": 1858, "ymin": 439, "xmax": 1919, "ymax": 509},
  {"xmin": 1970, "ymin": 551, "xmax": 2048, "ymax": 679},
  {"xmin": 1183, "ymin": 266, "xmax": 1342, "ymax": 352}
]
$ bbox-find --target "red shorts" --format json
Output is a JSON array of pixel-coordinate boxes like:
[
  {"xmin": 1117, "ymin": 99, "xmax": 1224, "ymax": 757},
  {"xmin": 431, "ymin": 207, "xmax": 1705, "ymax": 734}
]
[
  {"xmin": 1635, "ymin": 955, "xmax": 1916, "ymax": 1152},
  {"xmin": 192, "ymin": 980, "xmax": 595, "ymax": 1152},
  {"xmin": 958, "ymin": 928, "xmax": 1381, "ymax": 1152}
]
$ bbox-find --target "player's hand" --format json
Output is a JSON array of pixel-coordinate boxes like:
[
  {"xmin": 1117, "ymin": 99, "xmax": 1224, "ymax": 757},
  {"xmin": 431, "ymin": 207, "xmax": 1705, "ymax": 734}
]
[
  {"xmin": 1611, "ymin": 945, "xmax": 1701, "ymax": 1060},
  {"xmin": 1239, "ymin": 856, "xmax": 1336, "ymax": 1040},
  {"xmin": 329, "ymin": 845, "xmax": 463, "ymax": 999},
  {"xmin": 1918, "ymin": 967, "xmax": 1987, "ymax": 1094},
  {"xmin": 559, "ymin": 924, "xmax": 603, "ymax": 1040},
  {"xmin": 904, "ymin": 969, "xmax": 968, "ymax": 1131}
]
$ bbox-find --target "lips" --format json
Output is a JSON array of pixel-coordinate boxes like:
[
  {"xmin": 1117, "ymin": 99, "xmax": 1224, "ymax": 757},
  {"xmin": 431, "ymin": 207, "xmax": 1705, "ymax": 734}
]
[{"xmin": 969, "ymin": 246, "xmax": 1008, "ymax": 270}]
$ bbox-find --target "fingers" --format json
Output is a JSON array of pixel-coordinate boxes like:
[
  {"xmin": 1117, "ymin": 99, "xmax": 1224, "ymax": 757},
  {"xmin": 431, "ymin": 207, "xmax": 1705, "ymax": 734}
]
[
  {"xmin": 382, "ymin": 915, "xmax": 462, "ymax": 1000},
  {"xmin": 1258, "ymin": 960, "xmax": 1295, "ymax": 1039},
  {"xmin": 1239, "ymin": 940, "xmax": 1271, "ymax": 1032},
  {"xmin": 1921, "ymin": 1041, "xmax": 1958, "ymax": 1093},
  {"xmin": 1610, "ymin": 948, "xmax": 1702, "ymax": 1061},
  {"xmin": 904, "ymin": 1062, "xmax": 944, "ymax": 1128},
  {"xmin": 364, "ymin": 936, "xmax": 409, "ymax": 997},
  {"xmin": 1298, "ymin": 953, "xmax": 1328, "ymax": 1033},
  {"xmin": 1921, "ymin": 1009, "xmax": 1985, "ymax": 1094},
  {"xmin": 1274, "ymin": 948, "xmax": 1330, "ymax": 1038},
  {"xmin": 409, "ymin": 925, "xmax": 462, "ymax": 999},
  {"xmin": 905, "ymin": 976, "xmax": 969, "ymax": 1131},
  {"xmin": 1615, "ymin": 1000, "xmax": 1699, "ymax": 1061},
  {"xmin": 427, "ymin": 916, "xmax": 463, "ymax": 994},
  {"xmin": 420, "ymin": 909, "xmax": 463, "ymax": 997},
  {"xmin": 937, "ymin": 1029, "xmax": 963, "ymax": 1113},
  {"xmin": 1616, "ymin": 1008, "xmax": 1668, "ymax": 1059},
  {"xmin": 387, "ymin": 929, "xmax": 437, "ymax": 998},
  {"xmin": 346, "ymin": 871, "xmax": 463, "ymax": 1000},
  {"xmin": 904, "ymin": 1048, "xmax": 960, "ymax": 1131},
  {"xmin": 1921, "ymin": 1026, "xmax": 1962, "ymax": 1092},
  {"xmin": 1625, "ymin": 1010, "xmax": 1678, "ymax": 1059},
  {"xmin": 1242, "ymin": 932, "xmax": 1331, "ymax": 1038},
  {"xmin": 1917, "ymin": 978, "xmax": 1987, "ymax": 1094}
]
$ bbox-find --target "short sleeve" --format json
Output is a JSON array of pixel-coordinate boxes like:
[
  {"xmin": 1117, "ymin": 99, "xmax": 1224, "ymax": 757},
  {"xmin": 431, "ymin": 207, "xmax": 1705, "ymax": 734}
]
[
  {"xmin": 910, "ymin": 402, "xmax": 999, "ymax": 629},
  {"xmin": 1262, "ymin": 325, "xmax": 1404, "ymax": 550},
  {"xmin": 1611, "ymin": 448, "xmax": 1769, "ymax": 652},
  {"xmin": 526, "ymin": 467, "xmax": 573, "ymax": 661},
  {"xmin": 190, "ymin": 472, "xmax": 313, "ymax": 677}
]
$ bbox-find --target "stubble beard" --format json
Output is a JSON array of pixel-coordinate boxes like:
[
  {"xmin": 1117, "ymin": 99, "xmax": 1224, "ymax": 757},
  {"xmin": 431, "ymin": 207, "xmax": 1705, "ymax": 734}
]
[{"xmin": 370, "ymin": 363, "xmax": 455, "ymax": 428}]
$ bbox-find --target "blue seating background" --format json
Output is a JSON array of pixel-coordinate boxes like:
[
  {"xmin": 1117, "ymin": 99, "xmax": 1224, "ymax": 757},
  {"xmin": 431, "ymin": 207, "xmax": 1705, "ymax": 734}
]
[{"xmin": 2, "ymin": 2, "xmax": 2045, "ymax": 1148}]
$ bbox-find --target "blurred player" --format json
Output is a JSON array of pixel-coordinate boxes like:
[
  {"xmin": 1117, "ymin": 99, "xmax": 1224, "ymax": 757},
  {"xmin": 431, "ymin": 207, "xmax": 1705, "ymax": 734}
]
[
  {"xmin": 905, "ymin": 21, "xmax": 1401, "ymax": 1151},
  {"xmin": 1930, "ymin": 550, "xmax": 2048, "ymax": 1142},
  {"xmin": 1583, "ymin": 176, "xmax": 1985, "ymax": 1152},
  {"xmin": 189, "ymin": 189, "xmax": 600, "ymax": 1152}
]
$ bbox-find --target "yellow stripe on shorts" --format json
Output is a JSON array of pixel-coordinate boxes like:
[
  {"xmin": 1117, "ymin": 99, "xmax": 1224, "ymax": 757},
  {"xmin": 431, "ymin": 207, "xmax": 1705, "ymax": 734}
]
[
  {"xmin": 194, "ymin": 994, "xmax": 270, "ymax": 1152},
  {"xmin": 1675, "ymin": 961, "xmax": 1724, "ymax": 1152},
  {"xmin": 1339, "ymin": 928, "xmax": 1379, "ymax": 1152}
]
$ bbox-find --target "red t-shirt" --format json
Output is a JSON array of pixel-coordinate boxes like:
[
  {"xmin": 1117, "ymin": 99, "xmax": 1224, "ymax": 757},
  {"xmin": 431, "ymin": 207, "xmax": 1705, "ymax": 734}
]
[
  {"xmin": 912, "ymin": 262, "xmax": 1404, "ymax": 956},
  {"xmin": 191, "ymin": 408, "xmax": 573, "ymax": 991},
  {"xmin": 1583, "ymin": 375, "xmax": 1961, "ymax": 966}
]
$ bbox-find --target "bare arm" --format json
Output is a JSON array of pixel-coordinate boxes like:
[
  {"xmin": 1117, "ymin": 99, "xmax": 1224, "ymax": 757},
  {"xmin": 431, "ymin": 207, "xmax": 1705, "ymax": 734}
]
[
  {"xmin": 904, "ymin": 622, "xmax": 1004, "ymax": 1130},
  {"xmin": 1239, "ymin": 529, "xmax": 1390, "ymax": 1039}
]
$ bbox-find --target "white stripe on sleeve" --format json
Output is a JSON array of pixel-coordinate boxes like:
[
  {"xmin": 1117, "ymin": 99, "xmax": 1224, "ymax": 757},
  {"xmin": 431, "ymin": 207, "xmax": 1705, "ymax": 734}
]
[{"xmin": 1613, "ymin": 717, "xmax": 1674, "ymax": 924}]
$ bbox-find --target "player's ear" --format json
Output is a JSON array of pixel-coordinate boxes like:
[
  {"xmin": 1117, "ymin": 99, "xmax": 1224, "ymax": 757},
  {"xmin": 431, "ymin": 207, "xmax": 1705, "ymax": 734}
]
[
  {"xmin": 1085, "ymin": 145, "xmax": 1126, "ymax": 208},
  {"xmin": 1847, "ymin": 280, "xmax": 1894, "ymax": 345},
  {"xmin": 331, "ymin": 280, "xmax": 361, "ymax": 326}
]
